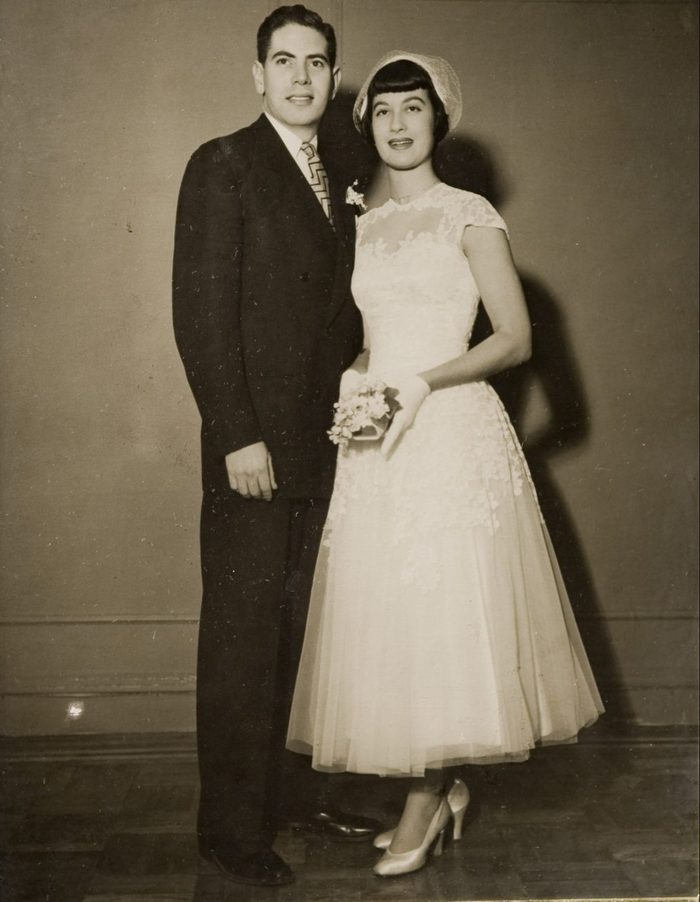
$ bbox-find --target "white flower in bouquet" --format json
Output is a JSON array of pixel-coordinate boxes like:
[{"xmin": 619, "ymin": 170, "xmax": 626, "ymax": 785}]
[{"xmin": 328, "ymin": 378, "xmax": 400, "ymax": 449}]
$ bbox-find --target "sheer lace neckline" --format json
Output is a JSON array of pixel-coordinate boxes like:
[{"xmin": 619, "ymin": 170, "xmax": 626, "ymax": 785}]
[
  {"xmin": 386, "ymin": 180, "xmax": 444, "ymax": 209},
  {"xmin": 362, "ymin": 181, "xmax": 447, "ymax": 227}
]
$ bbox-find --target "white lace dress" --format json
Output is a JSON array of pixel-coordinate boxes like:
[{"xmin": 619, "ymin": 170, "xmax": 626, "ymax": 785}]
[{"xmin": 287, "ymin": 182, "xmax": 604, "ymax": 776}]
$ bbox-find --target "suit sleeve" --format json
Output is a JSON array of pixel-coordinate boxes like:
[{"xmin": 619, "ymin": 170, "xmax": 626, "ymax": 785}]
[{"xmin": 172, "ymin": 141, "xmax": 262, "ymax": 457}]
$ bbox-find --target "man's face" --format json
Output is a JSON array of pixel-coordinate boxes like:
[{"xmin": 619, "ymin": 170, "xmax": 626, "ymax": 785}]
[{"xmin": 252, "ymin": 23, "xmax": 339, "ymax": 137}]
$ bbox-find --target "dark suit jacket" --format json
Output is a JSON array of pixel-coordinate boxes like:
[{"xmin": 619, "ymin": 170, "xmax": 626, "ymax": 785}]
[{"xmin": 173, "ymin": 115, "xmax": 363, "ymax": 498}]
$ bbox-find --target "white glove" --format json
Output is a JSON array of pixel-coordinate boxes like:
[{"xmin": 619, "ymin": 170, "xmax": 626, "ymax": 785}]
[
  {"xmin": 381, "ymin": 374, "xmax": 431, "ymax": 458},
  {"xmin": 339, "ymin": 366, "xmax": 365, "ymax": 399}
]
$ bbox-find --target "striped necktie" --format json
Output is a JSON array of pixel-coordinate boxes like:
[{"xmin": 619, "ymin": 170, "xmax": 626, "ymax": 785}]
[{"xmin": 301, "ymin": 141, "xmax": 334, "ymax": 227}]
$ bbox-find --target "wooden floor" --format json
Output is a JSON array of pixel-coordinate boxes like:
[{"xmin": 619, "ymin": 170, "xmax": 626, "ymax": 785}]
[{"xmin": 1, "ymin": 730, "xmax": 697, "ymax": 902}]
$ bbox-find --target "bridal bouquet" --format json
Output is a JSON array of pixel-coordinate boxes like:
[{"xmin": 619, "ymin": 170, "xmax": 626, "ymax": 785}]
[{"xmin": 328, "ymin": 378, "xmax": 400, "ymax": 449}]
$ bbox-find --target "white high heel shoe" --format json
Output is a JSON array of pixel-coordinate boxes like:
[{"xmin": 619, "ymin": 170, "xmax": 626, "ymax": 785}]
[
  {"xmin": 373, "ymin": 796, "xmax": 451, "ymax": 878},
  {"xmin": 373, "ymin": 778, "xmax": 470, "ymax": 850}
]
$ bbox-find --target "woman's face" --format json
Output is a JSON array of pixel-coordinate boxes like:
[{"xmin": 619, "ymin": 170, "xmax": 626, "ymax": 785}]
[{"xmin": 370, "ymin": 88, "xmax": 435, "ymax": 170}]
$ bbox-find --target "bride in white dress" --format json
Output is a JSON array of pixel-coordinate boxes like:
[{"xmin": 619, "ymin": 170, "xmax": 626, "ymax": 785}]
[{"xmin": 287, "ymin": 51, "xmax": 604, "ymax": 877}]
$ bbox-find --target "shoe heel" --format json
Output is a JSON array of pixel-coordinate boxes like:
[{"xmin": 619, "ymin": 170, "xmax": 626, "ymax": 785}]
[
  {"xmin": 452, "ymin": 806, "xmax": 466, "ymax": 841},
  {"xmin": 448, "ymin": 782, "xmax": 470, "ymax": 841},
  {"xmin": 433, "ymin": 829, "xmax": 445, "ymax": 858}
]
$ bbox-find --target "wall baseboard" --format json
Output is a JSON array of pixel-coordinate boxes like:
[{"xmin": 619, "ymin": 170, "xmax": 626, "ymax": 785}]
[
  {"xmin": 2, "ymin": 617, "xmax": 697, "ymax": 732},
  {"xmin": 0, "ymin": 731, "xmax": 196, "ymax": 762},
  {"xmin": 1, "ymin": 722, "xmax": 696, "ymax": 763},
  {"xmin": 2, "ymin": 683, "xmax": 696, "ymax": 737}
]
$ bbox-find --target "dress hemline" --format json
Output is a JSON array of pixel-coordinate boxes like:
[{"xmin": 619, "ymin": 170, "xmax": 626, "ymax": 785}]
[{"xmin": 286, "ymin": 712, "xmax": 603, "ymax": 777}]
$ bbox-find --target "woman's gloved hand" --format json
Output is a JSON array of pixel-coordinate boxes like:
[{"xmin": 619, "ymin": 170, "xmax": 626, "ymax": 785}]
[{"xmin": 381, "ymin": 374, "xmax": 431, "ymax": 457}]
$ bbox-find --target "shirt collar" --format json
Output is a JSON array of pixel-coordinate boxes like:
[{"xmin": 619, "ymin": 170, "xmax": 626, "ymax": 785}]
[{"xmin": 264, "ymin": 112, "xmax": 318, "ymax": 158}]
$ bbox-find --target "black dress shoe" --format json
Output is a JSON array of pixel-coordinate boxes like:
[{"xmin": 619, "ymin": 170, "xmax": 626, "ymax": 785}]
[
  {"xmin": 296, "ymin": 808, "xmax": 384, "ymax": 842},
  {"xmin": 199, "ymin": 844, "xmax": 294, "ymax": 886}
]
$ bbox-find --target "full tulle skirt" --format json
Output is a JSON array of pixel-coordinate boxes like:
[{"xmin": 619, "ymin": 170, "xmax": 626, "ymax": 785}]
[{"xmin": 287, "ymin": 381, "xmax": 604, "ymax": 776}]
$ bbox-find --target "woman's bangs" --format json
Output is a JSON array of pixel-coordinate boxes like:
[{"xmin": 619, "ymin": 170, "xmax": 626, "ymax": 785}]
[{"xmin": 369, "ymin": 61, "xmax": 431, "ymax": 99}]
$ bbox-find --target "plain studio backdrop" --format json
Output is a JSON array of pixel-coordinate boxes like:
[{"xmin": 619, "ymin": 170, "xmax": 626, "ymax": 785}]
[{"xmin": 0, "ymin": 0, "xmax": 697, "ymax": 738}]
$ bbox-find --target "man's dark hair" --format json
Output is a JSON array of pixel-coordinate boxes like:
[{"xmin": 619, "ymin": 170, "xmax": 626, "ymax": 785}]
[
  {"xmin": 360, "ymin": 59, "xmax": 449, "ymax": 147},
  {"xmin": 257, "ymin": 5, "xmax": 337, "ymax": 69}
]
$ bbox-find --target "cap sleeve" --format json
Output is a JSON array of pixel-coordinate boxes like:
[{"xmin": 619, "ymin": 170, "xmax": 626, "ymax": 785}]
[{"xmin": 461, "ymin": 192, "xmax": 509, "ymax": 238}]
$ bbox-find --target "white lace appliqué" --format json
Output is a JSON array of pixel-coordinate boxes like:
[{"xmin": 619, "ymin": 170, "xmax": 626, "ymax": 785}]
[{"xmin": 322, "ymin": 184, "xmax": 539, "ymax": 592}]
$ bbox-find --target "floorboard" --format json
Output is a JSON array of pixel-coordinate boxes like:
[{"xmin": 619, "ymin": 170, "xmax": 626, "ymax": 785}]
[{"xmin": 1, "ymin": 736, "xmax": 697, "ymax": 901}]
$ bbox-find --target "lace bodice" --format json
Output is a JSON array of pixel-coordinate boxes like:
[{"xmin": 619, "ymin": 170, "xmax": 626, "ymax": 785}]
[{"xmin": 352, "ymin": 182, "xmax": 507, "ymax": 380}]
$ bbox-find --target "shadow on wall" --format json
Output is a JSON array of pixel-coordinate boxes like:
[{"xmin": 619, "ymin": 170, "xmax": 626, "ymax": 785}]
[
  {"xmin": 487, "ymin": 285, "xmax": 631, "ymax": 721},
  {"xmin": 319, "ymin": 88, "xmax": 375, "ymax": 190},
  {"xmin": 323, "ymin": 88, "xmax": 631, "ymax": 721}
]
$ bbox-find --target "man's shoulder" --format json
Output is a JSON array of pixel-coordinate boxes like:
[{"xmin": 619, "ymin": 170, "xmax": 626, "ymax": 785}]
[{"xmin": 187, "ymin": 117, "xmax": 268, "ymax": 175}]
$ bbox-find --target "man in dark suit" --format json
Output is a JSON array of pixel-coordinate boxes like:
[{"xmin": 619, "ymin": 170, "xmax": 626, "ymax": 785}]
[{"xmin": 173, "ymin": 4, "xmax": 375, "ymax": 888}]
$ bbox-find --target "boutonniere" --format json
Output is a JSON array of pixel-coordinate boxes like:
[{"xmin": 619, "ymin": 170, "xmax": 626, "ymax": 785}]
[{"xmin": 345, "ymin": 180, "xmax": 367, "ymax": 213}]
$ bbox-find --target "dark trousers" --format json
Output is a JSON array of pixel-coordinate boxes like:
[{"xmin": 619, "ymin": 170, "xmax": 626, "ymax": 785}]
[{"xmin": 196, "ymin": 489, "xmax": 329, "ymax": 855}]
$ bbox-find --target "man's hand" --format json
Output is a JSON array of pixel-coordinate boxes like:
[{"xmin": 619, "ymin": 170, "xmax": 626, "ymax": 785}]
[{"xmin": 225, "ymin": 441, "xmax": 277, "ymax": 501}]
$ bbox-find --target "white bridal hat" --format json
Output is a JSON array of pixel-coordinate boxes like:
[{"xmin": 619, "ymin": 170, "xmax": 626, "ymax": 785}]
[{"xmin": 352, "ymin": 50, "xmax": 463, "ymax": 133}]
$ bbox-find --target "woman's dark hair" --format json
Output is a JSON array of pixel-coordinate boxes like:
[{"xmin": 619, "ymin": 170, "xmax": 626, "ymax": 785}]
[
  {"xmin": 257, "ymin": 5, "xmax": 336, "ymax": 69},
  {"xmin": 360, "ymin": 59, "xmax": 449, "ymax": 147}
]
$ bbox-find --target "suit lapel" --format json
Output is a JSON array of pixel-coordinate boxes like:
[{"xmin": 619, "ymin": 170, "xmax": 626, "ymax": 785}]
[
  {"xmin": 252, "ymin": 116, "xmax": 337, "ymax": 249},
  {"xmin": 327, "ymin": 162, "xmax": 352, "ymax": 247},
  {"xmin": 323, "ymin": 150, "xmax": 355, "ymax": 326},
  {"xmin": 249, "ymin": 116, "xmax": 354, "ymax": 326}
]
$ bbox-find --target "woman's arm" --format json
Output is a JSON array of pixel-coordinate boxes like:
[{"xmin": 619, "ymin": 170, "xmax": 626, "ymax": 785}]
[
  {"xmin": 419, "ymin": 226, "xmax": 531, "ymax": 391},
  {"xmin": 338, "ymin": 347, "xmax": 370, "ymax": 398},
  {"xmin": 349, "ymin": 347, "xmax": 371, "ymax": 373},
  {"xmin": 381, "ymin": 226, "xmax": 530, "ymax": 457},
  {"xmin": 338, "ymin": 312, "xmax": 371, "ymax": 397}
]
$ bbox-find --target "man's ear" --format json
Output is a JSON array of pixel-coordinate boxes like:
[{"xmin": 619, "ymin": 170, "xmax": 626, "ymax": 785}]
[
  {"xmin": 252, "ymin": 60, "xmax": 265, "ymax": 96},
  {"xmin": 331, "ymin": 66, "xmax": 341, "ymax": 100}
]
